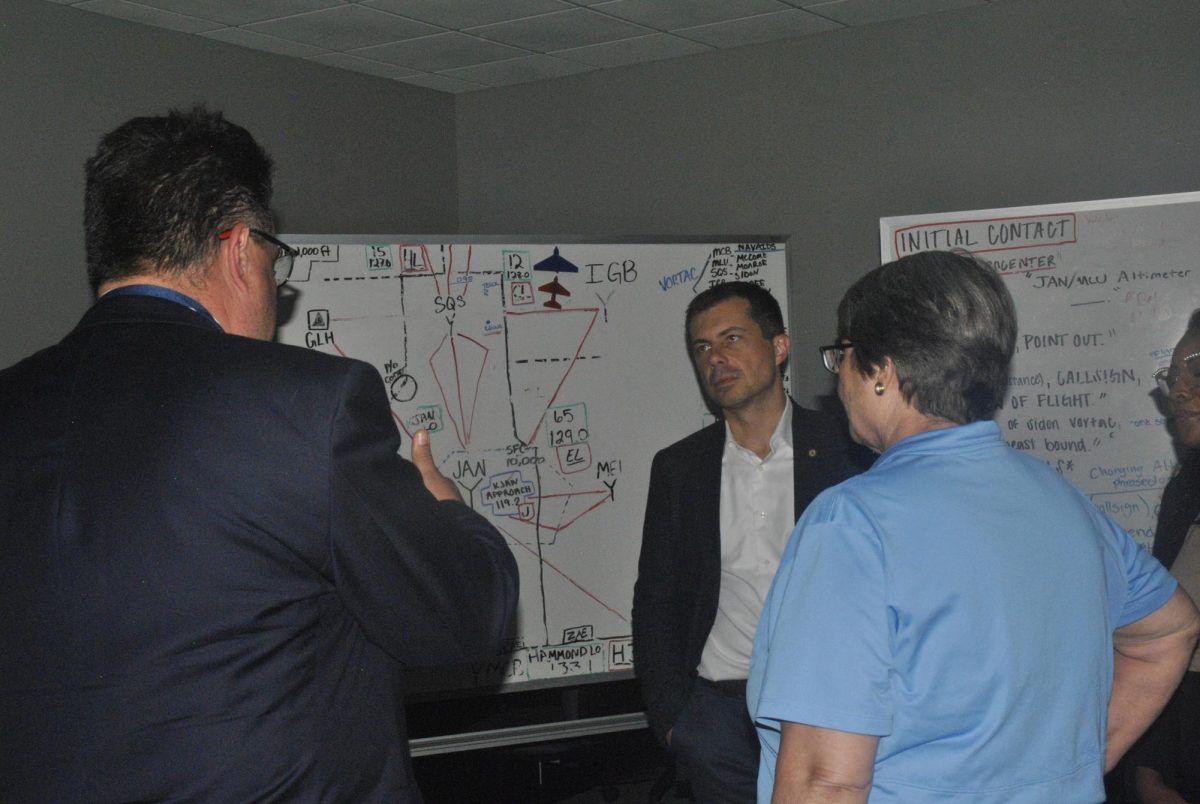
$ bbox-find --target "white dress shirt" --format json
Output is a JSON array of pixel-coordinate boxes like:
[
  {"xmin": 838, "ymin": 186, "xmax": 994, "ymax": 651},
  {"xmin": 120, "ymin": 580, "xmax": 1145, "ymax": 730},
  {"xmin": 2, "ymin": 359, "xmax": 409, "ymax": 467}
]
[{"xmin": 697, "ymin": 405, "xmax": 795, "ymax": 682}]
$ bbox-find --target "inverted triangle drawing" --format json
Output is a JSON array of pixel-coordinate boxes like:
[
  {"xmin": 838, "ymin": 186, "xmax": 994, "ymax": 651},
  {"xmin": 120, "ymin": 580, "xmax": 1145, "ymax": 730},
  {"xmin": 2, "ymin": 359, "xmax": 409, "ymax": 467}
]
[
  {"xmin": 505, "ymin": 307, "xmax": 599, "ymax": 445},
  {"xmin": 430, "ymin": 332, "xmax": 489, "ymax": 448}
]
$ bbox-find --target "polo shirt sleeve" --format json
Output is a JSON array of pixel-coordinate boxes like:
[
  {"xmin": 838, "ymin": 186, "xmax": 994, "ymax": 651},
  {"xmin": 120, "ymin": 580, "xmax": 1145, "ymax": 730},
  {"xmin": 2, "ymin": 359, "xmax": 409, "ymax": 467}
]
[
  {"xmin": 752, "ymin": 490, "xmax": 893, "ymax": 737},
  {"xmin": 1104, "ymin": 514, "xmax": 1177, "ymax": 630}
]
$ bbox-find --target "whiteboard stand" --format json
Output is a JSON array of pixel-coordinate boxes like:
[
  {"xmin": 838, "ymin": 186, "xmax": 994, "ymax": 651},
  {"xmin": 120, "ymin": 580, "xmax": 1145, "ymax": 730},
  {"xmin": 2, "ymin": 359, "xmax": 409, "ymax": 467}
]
[{"xmin": 409, "ymin": 711, "xmax": 648, "ymax": 757}]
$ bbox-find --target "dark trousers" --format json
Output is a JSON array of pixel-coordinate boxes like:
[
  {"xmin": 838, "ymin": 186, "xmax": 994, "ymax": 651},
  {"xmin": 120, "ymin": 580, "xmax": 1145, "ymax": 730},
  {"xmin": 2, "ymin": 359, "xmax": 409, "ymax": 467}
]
[{"xmin": 670, "ymin": 678, "xmax": 759, "ymax": 804}]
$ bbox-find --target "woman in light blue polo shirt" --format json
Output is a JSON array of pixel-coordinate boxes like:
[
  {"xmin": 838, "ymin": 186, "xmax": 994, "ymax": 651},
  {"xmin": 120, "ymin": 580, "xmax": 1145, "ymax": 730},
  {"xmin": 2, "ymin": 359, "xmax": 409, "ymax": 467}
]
[{"xmin": 748, "ymin": 250, "xmax": 1198, "ymax": 803}]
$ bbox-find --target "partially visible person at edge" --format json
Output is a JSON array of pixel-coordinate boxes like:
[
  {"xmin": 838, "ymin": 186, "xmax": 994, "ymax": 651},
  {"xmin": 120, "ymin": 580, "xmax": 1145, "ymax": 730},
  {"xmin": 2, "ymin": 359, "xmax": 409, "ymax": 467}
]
[
  {"xmin": 0, "ymin": 106, "xmax": 517, "ymax": 802},
  {"xmin": 748, "ymin": 250, "xmax": 1200, "ymax": 803},
  {"xmin": 632, "ymin": 280, "xmax": 863, "ymax": 803},
  {"xmin": 1131, "ymin": 308, "xmax": 1200, "ymax": 803}
]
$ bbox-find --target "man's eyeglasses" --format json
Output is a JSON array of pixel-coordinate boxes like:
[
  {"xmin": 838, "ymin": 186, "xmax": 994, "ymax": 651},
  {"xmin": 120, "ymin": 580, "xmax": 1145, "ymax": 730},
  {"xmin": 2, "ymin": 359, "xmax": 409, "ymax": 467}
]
[
  {"xmin": 819, "ymin": 341, "xmax": 854, "ymax": 374},
  {"xmin": 218, "ymin": 228, "xmax": 298, "ymax": 286},
  {"xmin": 1154, "ymin": 351, "xmax": 1200, "ymax": 395}
]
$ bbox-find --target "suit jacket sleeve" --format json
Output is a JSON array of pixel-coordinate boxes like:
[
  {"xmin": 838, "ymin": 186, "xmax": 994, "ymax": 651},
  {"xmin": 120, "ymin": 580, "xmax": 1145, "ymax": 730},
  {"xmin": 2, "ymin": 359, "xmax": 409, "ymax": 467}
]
[
  {"xmin": 632, "ymin": 447, "xmax": 693, "ymax": 743},
  {"xmin": 328, "ymin": 360, "xmax": 518, "ymax": 666}
]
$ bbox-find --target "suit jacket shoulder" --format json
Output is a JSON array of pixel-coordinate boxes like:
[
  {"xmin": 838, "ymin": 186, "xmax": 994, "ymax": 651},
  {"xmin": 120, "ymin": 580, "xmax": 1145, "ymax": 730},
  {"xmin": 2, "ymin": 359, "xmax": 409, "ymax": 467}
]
[
  {"xmin": 791, "ymin": 401, "xmax": 871, "ymax": 475},
  {"xmin": 652, "ymin": 417, "xmax": 725, "ymax": 470},
  {"xmin": 648, "ymin": 401, "xmax": 863, "ymax": 482}
]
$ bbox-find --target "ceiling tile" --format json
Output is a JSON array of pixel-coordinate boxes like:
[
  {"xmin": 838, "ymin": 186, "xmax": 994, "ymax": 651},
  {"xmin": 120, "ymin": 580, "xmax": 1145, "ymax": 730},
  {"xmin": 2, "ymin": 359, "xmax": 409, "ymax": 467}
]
[
  {"xmin": 244, "ymin": 4, "xmax": 441, "ymax": 51},
  {"xmin": 397, "ymin": 72, "xmax": 491, "ymax": 94},
  {"xmin": 48, "ymin": 0, "xmax": 1005, "ymax": 93},
  {"xmin": 73, "ymin": 0, "xmax": 223, "ymax": 34},
  {"xmin": 441, "ymin": 53, "xmax": 594, "ymax": 87},
  {"xmin": 362, "ymin": 0, "xmax": 571, "ymax": 30},
  {"xmin": 798, "ymin": 0, "xmax": 987, "ymax": 26},
  {"xmin": 591, "ymin": 0, "xmax": 791, "ymax": 31},
  {"xmin": 468, "ymin": 7, "xmax": 654, "ymax": 52},
  {"xmin": 550, "ymin": 33, "xmax": 711, "ymax": 68},
  {"xmin": 676, "ymin": 8, "xmax": 842, "ymax": 48},
  {"xmin": 200, "ymin": 26, "xmax": 329, "ymax": 58},
  {"xmin": 306, "ymin": 52, "xmax": 419, "ymax": 80},
  {"xmin": 123, "ymin": 0, "xmax": 344, "ymax": 26},
  {"xmin": 350, "ymin": 32, "xmax": 528, "ymax": 72}
]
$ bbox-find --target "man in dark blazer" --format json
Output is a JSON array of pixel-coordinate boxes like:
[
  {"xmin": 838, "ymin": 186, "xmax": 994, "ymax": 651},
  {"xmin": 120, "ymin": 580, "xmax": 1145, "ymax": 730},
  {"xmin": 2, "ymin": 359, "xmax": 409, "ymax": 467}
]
[
  {"xmin": 632, "ymin": 281, "xmax": 861, "ymax": 803},
  {"xmin": 0, "ymin": 108, "xmax": 517, "ymax": 802}
]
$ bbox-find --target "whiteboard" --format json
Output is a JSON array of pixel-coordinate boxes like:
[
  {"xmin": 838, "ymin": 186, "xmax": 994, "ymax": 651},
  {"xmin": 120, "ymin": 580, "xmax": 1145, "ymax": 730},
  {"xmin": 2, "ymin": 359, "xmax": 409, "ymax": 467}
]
[
  {"xmin": 881, "ymin": 193, "xmax": 1200, "ymax": 547},
  {"xmin": 276, "ymin": 236, "xmax": 788, "ymax": 690}
]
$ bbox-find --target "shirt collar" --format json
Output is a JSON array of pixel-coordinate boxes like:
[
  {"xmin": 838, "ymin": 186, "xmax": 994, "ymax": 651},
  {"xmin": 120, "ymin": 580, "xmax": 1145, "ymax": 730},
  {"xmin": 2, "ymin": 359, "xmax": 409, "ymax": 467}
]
[
  {"xmin": 99, "ymin": 284, "xmax": 223, "ymax": 331},
  {"xmin": 769, "ymin": 401, "xmax": 793, "ymax": 453},
  {"xmin": 725, "ymin": 400, "xmax": 793, "ymax": 460},
  {"xmin": 875, "ymin": 420, "xmax": 998, "ymax": 465}
]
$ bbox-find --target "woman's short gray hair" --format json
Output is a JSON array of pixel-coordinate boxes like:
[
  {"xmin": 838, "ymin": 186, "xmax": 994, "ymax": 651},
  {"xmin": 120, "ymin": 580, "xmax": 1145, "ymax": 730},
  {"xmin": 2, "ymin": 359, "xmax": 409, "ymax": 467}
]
[{"xmin": 838, "ymin": 250, "xmax": 1017, "ymax": 424}]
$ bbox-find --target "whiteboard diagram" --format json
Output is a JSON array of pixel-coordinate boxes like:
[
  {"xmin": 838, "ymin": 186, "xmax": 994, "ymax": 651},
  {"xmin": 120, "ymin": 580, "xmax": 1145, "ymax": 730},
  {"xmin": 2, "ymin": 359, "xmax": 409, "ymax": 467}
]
[
  {"xmin": 881, "ymin": 193, "xmax": 1200, "ymax": 548},
  {"xmin": 277, "ymin": 237, "xmax": 788, "ymax": 690}
]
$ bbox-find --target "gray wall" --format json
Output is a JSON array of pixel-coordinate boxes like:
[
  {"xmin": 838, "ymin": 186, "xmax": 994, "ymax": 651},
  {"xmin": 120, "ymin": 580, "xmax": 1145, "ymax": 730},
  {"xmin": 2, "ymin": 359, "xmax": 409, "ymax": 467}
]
[
  {"xmin": 455, "ymin": 0, "xmax": 1200, "ymax": 407},
  {"xmin": 0, "ymin": 0, "xmax": 457, "ymax": 369}
]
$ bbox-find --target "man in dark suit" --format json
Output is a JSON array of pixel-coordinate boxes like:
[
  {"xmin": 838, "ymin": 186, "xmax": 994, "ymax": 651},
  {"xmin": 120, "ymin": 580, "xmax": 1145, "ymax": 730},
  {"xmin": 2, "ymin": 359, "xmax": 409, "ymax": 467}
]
[
  {"xmin": 632, "ymin": 281, "xmax": 860, "ymax": 803},
  {"xmin": 0, "ymin": 107, "xmax": 517, "ymax": 802}
]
